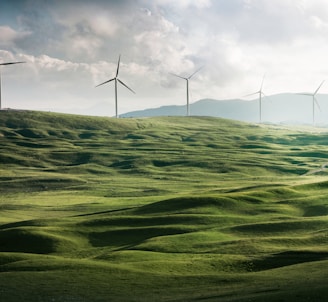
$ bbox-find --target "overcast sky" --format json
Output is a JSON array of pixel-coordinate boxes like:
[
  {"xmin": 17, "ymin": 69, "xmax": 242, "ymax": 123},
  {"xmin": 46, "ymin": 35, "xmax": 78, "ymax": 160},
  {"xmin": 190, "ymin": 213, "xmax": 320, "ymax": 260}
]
[{"xmin": 1, "ymin": 0, "xmax": 328, "ymax": 116}]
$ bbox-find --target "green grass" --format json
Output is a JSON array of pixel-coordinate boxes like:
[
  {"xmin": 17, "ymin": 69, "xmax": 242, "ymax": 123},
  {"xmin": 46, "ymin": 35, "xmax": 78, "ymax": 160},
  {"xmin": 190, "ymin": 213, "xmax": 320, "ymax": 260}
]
[{"xmin": 0, "ymin": 110, "xmax": 328, "ymax": 301}]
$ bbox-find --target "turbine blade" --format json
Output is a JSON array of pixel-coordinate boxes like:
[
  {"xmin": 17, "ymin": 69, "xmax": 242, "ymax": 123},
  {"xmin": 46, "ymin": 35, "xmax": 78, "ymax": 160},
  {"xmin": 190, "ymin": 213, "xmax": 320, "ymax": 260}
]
[
  {"xmin": 260, "ymin": 74, "xmax": 266, "ymax": 91},
  {"xmin": 244, "ymin": 91, "xmax": 259, "ymax": 98},
  {"xmin": 170, "ymin": 73, "xmax": 187, "ymax": 80},
  {"xmin": 297, "ymin": 93, "xmax": 313, "ymax": 96},
  {"xmin": 116, "ymin": 55, "xmax": 121, "ymax": 77},
  {"xmin": 314, "ymin": 96, "xmax": 322, "ymax": 111},
  {"xmin": 314, "ymin": 80, "xmax": 325, "ymax": 95},
  {"xmin": 95, "ymin": 78, "xmax": 115, "ymax": 87},
  {"xmin": 188, "ymin": 66, "xmax": 204, "ymax": 79},
  {"xmin": 117, "ymin": 78, "xmax": 135, "ymax": 94},
  {"xmin": 0, "ymin": 61, "xmax": 26, "ymax": 66}
]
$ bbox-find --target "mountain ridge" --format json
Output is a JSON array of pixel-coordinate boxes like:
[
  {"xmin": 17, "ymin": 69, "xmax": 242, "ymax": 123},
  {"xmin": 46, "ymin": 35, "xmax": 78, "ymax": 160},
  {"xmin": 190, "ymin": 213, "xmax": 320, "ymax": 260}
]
[{"xmin": 121, "ymin": 93, "xmax": 328, "ymax": 125}]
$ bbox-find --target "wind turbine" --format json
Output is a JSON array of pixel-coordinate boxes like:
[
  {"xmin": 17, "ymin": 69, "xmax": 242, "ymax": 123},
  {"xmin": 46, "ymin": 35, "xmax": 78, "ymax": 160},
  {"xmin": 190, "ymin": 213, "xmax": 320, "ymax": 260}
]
[
  {"xmin": 298, "ymin": 80, "xmax": 325, "ymax": 125},
  {"xmin": 0, "ymin": 61, "xmax": 26, "ymax": 110},
  {"xmin": 244, "ymin": 75, "xmax": 266, "ymax": 123},
  {"xmin": 95, "ymin": 55, "xmax": 135, "ymax": 118},
  {"xmin": 171, "ymin": 66, "xmax": 203, "ymax": 116}
]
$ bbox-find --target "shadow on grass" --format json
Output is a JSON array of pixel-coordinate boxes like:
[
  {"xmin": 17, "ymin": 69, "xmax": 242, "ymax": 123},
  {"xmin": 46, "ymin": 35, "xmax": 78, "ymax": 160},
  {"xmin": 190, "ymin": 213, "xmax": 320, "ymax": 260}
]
[
  {"xmin": 0, "ymin": 228, "xmax": 57, "ymax": 254},
  {"xmin": 88, "ymin": 227, "xmax": 190, "ymax": 248},
  {"xmin": 250, "ymin": 250, "xmax": 328, "ymax": 271}
]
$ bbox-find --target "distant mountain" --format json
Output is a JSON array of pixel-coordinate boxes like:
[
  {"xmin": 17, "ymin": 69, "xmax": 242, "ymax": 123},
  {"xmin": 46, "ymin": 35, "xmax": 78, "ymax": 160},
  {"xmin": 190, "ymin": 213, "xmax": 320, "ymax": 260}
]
[{"xmin": 121, "ymin": 93, "xmax": 328, "ymax": 125}]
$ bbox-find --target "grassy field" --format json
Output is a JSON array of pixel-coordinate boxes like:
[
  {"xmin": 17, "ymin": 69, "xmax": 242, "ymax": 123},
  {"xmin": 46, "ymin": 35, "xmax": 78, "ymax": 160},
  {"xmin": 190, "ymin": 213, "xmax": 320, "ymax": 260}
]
[{"xmin": 0, "ymin": 110, "xmax": 327, "ymax": 301}]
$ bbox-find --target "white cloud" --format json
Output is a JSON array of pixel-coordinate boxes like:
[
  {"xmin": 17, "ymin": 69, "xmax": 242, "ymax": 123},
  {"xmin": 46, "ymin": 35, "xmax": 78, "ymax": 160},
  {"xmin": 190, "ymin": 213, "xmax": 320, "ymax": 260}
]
[
  {"xmin": 0, "ymin": 50, "xmax": 16, "ymax": 62},
  {"xmin": 0, "ymin": 26, "xmax": 31, "ymax": 47},
  {"xmin": 156, "ymin": 0, "xmax": 211, "ymax": 9},
  {"xmin": 35, "ymin": 55, "xmax": 79, "ymax": 72},
  {"xmin": 310, "ymin": 15, "xmax": 328, "ymax": 31},
  {"xmin": 53, "ymin": 6, "xmax": 120, "ymax": 39}
]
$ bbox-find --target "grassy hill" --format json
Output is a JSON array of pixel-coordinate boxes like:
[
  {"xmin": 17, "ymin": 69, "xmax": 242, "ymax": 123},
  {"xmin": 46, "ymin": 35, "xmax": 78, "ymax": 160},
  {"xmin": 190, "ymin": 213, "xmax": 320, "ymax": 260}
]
[{"xmin": 0, "ymin": 110, "xmax": 327, "ymax": 301}]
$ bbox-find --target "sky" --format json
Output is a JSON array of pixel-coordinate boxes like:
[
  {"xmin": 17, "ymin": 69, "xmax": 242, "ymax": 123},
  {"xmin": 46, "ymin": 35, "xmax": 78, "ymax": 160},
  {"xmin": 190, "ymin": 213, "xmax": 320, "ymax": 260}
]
[{"xmin": 1, "ymin": 0, "xmax": 328, "ymax": 117}]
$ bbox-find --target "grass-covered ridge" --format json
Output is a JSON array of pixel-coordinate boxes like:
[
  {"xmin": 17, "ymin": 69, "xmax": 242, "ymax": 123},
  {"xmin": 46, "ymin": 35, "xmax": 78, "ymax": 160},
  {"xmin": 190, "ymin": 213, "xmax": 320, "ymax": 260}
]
[{"xmin": 0, "ymin": 110, "xmax": 327, "ymax": 301}]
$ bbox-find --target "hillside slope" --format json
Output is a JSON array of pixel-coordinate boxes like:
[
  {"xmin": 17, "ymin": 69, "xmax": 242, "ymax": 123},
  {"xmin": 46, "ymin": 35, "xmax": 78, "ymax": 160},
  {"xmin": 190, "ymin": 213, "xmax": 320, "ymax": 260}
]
[
  {"xmin": 0, "ymin": 110, "xmax": 328, "ymax": 302},
  {"xmin": 1, "ymin": 110, "xmax": 326, "ymax": 195}
]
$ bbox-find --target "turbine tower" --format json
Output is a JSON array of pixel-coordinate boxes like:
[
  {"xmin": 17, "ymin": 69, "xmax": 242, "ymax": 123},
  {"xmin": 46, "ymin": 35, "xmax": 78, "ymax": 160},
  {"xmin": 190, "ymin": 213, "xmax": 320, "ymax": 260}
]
[
  {"xmin": 0, "ymin": 61, "xmax": 26, "ymax": 110},
  {"xmin": 244, "ymin": 75, "xmax": 266, "ymax": 123},
  {"xmin": 171, "ymin": 67, "xmax": 203, "ymax": 116},
  {"xmin": 298, "ymin": 81, "xmax": 325, "ymax": 125},
  {"xmin": 96, "ymin": 55, "xmax": 135, "ymax": 118}
]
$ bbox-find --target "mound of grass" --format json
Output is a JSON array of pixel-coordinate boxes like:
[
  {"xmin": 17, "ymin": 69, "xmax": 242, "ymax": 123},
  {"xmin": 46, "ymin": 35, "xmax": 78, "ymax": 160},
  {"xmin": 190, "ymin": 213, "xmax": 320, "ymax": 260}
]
[
  {"xmin": 134, "ymin": 196, "xmax": 238, "ymax": 215},
  {"xmin": 1, "ymin": 111, "xmax": 328, "ymax": 301}
]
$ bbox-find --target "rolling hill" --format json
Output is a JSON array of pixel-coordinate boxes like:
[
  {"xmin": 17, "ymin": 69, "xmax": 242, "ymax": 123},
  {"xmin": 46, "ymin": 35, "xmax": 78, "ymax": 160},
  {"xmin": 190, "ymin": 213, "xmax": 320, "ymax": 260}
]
[{"xmin": 0, "ymin": 110, "xmax": 327, "ymax": 301}]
